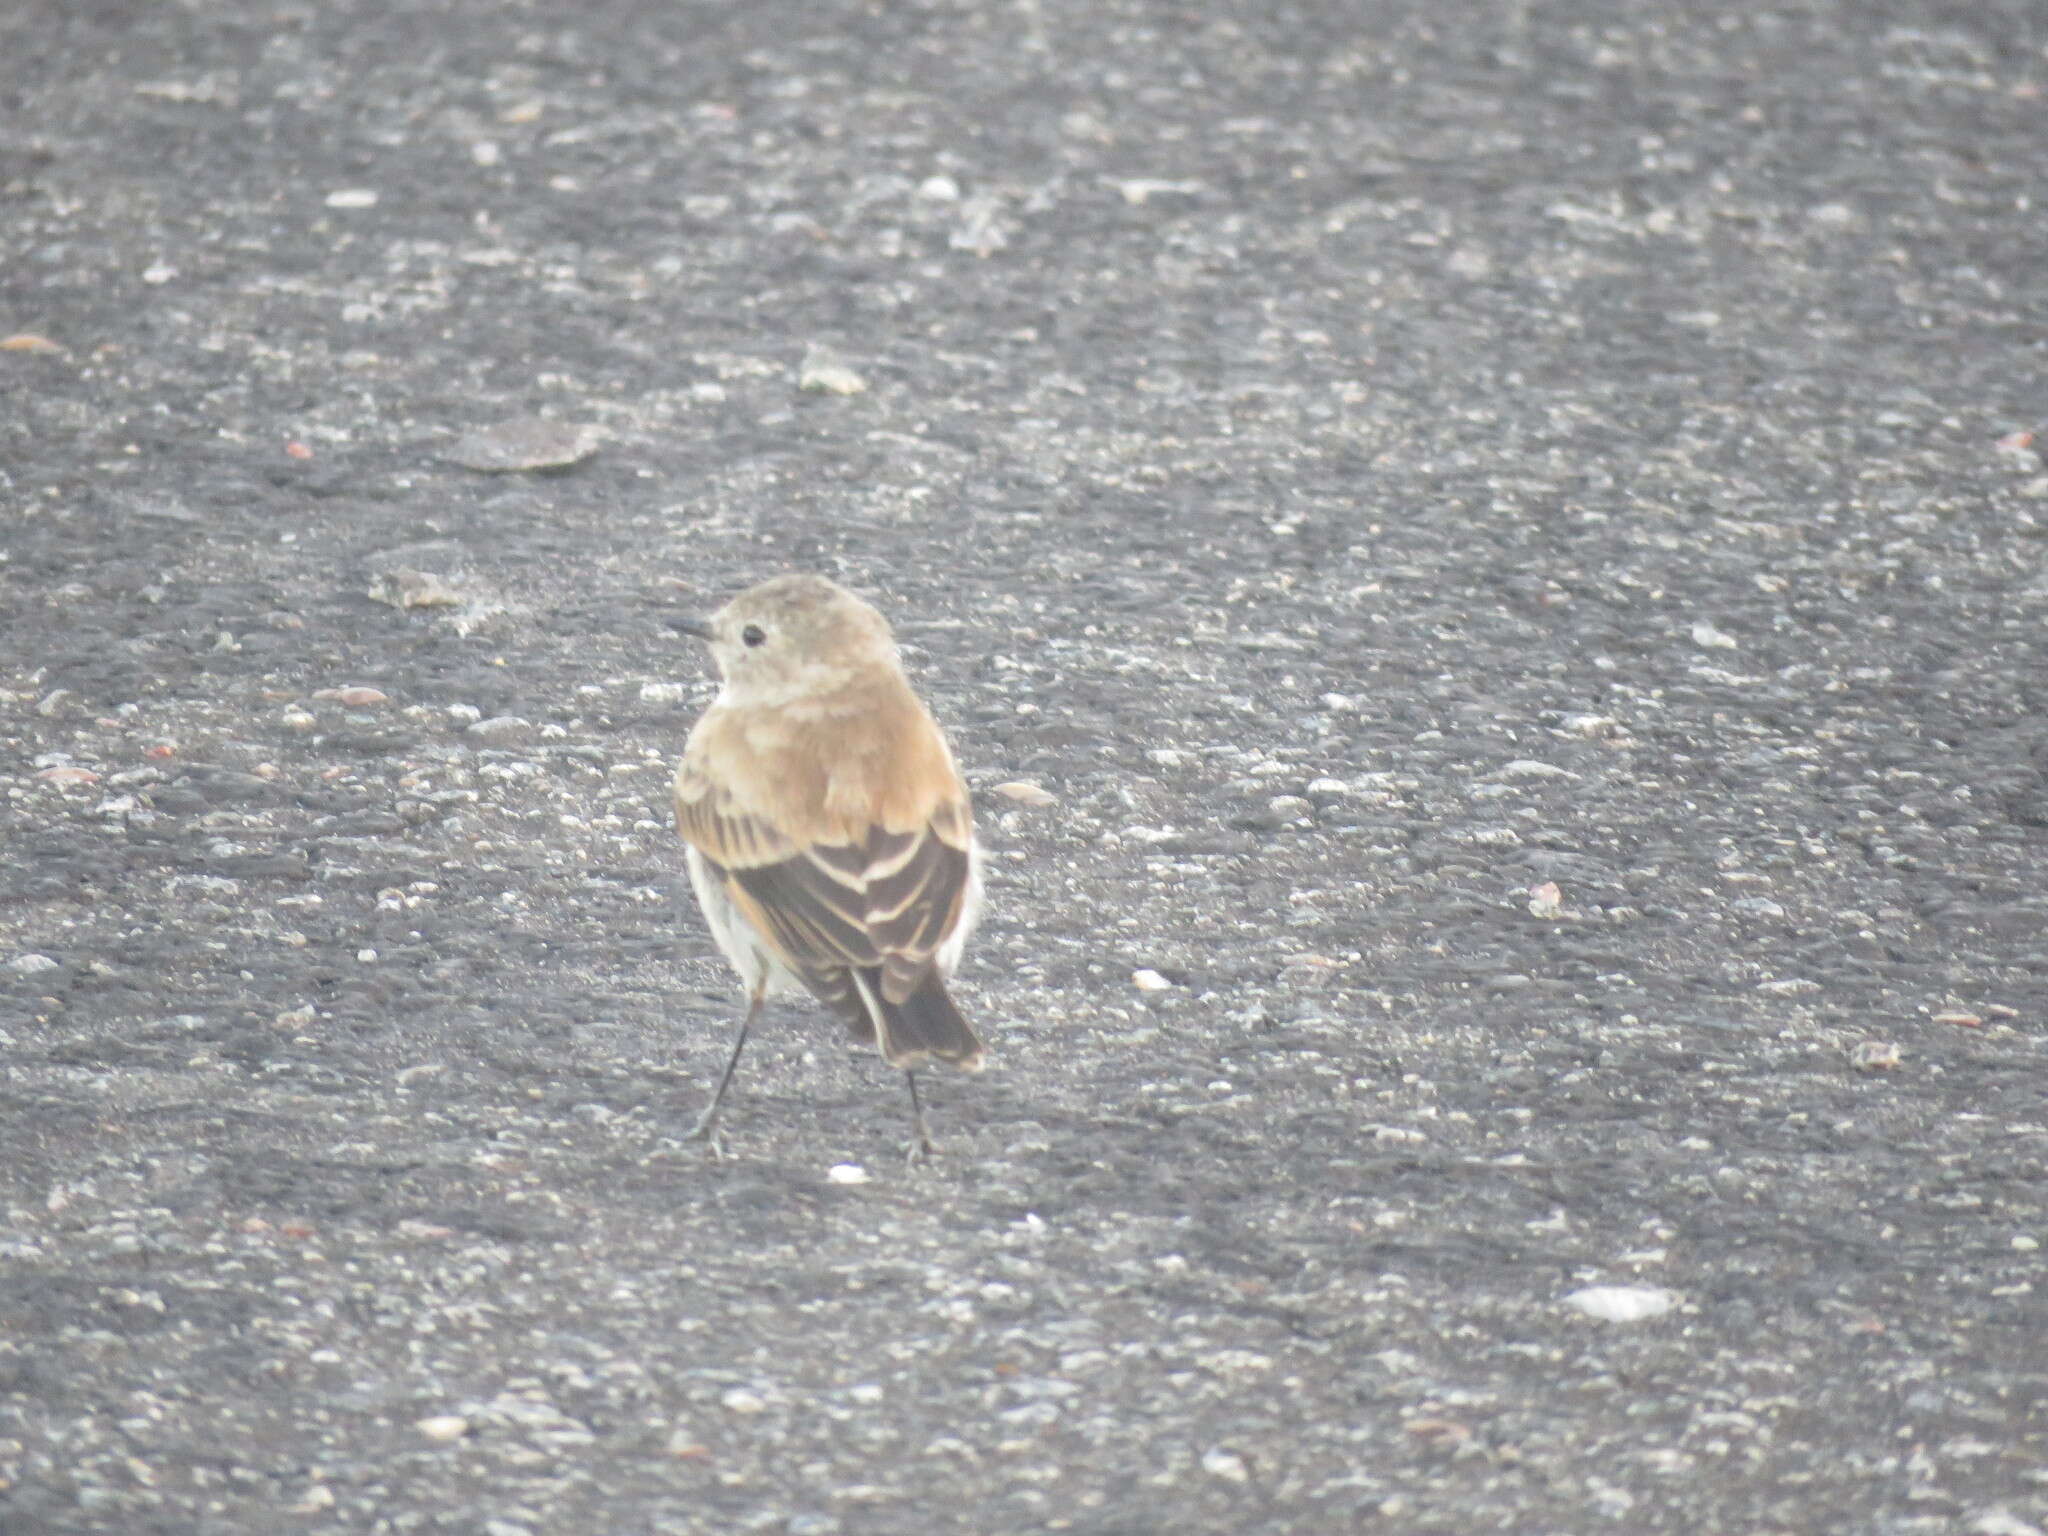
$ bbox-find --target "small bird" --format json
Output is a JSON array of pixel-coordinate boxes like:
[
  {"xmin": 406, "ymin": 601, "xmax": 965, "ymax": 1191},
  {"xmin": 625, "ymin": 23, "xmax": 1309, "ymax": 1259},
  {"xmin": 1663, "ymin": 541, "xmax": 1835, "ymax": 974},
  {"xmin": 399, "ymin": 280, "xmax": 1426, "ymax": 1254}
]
[{"xmin": 669, "ymin": 574, "xmax": 984, "ymax": 1158}]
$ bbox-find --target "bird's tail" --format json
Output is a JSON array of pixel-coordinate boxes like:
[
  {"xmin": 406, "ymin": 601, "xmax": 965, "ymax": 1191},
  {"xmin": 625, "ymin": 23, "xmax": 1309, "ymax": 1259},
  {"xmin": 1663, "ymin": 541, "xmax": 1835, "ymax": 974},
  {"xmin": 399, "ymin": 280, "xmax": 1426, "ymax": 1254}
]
[{"xmin": 852, "ymin": 967, "xmax": 983, "ymax": 1072}]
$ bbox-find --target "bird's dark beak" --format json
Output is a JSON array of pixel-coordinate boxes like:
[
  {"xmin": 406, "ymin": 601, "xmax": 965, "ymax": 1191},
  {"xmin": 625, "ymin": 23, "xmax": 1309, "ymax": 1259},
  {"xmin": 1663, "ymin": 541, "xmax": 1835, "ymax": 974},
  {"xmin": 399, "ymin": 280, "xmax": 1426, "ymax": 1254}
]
[{"xmin": 669, "ymin": 616, "xmax": 714, "ymax": 641}]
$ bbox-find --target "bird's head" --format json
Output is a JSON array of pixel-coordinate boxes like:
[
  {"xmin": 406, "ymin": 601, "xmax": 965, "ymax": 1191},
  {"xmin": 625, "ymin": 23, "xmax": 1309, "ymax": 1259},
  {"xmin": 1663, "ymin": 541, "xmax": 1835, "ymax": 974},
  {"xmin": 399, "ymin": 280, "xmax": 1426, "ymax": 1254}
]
[{"xmin": 672, "ymin": 574, "xmax": 901, "ymax": 708}]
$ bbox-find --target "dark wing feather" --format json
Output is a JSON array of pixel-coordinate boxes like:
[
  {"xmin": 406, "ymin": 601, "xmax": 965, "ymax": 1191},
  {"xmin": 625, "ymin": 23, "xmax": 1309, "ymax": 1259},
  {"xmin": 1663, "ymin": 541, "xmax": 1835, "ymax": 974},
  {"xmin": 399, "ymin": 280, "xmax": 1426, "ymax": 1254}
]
[
  {"xmin": 674, "ymin": 731, "xmax": 976, "ymax": 1061},
  {"xmin": 730, "ymin": 855, "xmax": 878, "ymax": 971},
  {"xmin": 726, "ymin": 823, "xmax": 970, "ymax": 997},
  {"xmin": 861, "ymin": 830, "xmax": 971, "ymax": 1003}
]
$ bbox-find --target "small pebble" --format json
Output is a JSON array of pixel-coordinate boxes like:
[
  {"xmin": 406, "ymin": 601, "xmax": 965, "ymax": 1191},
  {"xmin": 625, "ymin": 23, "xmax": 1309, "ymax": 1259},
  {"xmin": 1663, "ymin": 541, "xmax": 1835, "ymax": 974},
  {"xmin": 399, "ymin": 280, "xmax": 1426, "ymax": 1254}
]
[
  {"xmin": 1564, "ymin": 1285, "xmax": 1676, "ymax": 1322},
  {"xmin": 446, "ymin": 418, "xmax": 601, "ymax": 473},
  {"xmin": 1131, "ymin": 969, "xmax": 1171, "ymax": 992},
  {"xmin": 415, "ymin": 1415, "xmax": 469, "ymax": 1442},
  {"xmin": 949, "ymin": 195, "xmax": 1011, "ymax": 256},
  {"xmin": 992, "ymin": 780, "xmax": 1056, "ymax": 806},
  {"xmin": 1968, "ymin": 1513, "xmax": 2043, "ymax": 1536},
  {"xmin": 368, "ymin": 570, "xmax": 465, "ymax": 610},
  {"xmin": 1201, "ymin": 1447, "xmax": 1252, "ymax": 1483},
  {"xmin": 798, "ymin": 345, "xmax": 867, "ymax": 395},
  {"xmin": 1756, "ymin": 977, "xmax": 1821, "ymax": 996},
  {"xmin": 466, "ymin": 716, "xmax": 536, "ymax": 747}
]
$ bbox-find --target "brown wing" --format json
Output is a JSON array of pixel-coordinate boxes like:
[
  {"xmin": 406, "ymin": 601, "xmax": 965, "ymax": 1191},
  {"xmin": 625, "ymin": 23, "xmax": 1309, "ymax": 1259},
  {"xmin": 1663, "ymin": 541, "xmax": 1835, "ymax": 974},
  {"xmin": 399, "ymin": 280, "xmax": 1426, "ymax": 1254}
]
[
  {"xmin": 672, "ymin": 751, "xmax": 799, "ymax": 870},
  {"xmin": 729, "ymin": 817, "xmax": 972, "ymax": 1003},
  {"xmin": 672, "ymin": 708, "xmax": 974, "ymax": 1005}
]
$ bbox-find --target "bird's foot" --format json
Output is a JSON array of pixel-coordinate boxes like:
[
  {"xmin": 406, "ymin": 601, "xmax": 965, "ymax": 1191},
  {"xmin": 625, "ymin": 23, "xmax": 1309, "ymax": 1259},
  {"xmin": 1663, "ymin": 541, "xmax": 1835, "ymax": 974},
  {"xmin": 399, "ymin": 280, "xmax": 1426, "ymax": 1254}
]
[{"xmin": 684, "ymin": 1110, "xmax": 730, "ymax": 1160}]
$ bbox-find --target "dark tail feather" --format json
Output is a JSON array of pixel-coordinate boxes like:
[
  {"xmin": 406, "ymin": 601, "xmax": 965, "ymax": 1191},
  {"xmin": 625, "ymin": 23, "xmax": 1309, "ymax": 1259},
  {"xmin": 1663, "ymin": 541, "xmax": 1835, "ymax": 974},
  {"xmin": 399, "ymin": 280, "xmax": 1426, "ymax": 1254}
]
[{"xmin": 854, "ymin": 968, "xmax": 983, "ymax": 1071}]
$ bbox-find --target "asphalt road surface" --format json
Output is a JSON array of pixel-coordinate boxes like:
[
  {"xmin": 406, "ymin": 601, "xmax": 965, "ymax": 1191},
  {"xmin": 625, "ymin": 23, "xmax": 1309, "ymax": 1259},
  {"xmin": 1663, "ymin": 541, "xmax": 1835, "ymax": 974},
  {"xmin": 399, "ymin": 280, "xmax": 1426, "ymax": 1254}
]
[{"xmin": 3, "ymin": 2, "xmax": 2045, "ymax": 1532}]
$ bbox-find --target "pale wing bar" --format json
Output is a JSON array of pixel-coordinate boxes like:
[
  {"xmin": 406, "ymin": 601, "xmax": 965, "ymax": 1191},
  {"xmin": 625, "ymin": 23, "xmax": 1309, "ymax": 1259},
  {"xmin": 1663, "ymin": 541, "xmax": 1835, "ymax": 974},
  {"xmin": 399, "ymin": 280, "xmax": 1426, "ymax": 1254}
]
[
  {"xmin": 678, "ymin": 763, "xmax": 971, "ymax": 1030},
  {"xmin": 724, "ymin": 823, "xmax": 969, "ymax": 986}
]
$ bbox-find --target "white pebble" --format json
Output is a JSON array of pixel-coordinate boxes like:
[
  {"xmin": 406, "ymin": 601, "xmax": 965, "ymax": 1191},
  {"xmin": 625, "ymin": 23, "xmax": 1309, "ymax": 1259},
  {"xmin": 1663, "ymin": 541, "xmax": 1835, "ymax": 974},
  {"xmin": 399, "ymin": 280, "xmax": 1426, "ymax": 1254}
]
[
  {"xmin": 992, "ymin": 780, "xmax": 1056, "ymax": 807},
  {"xmin": 1969, "ymin": 1513, "xmax": 2044, "ymax": 1536},
  {"xmin": 1564, "ymin": 1285, "xmax": 1676, "ymax": 1323},
  {"xmin": 798, "ymin": 346, "xmax": 867, "ymax": 395},
  {"xmin": 1131, "ymin": 969, "xmax": 1171, "ymax": 992},
  {"xmin": 1201, "ymin": 1447, "xmax": 1252, "ymax": 1483},
  {"xmin": 1757, "ymin": 977, "xmax": 1821, "ymax": 996}
]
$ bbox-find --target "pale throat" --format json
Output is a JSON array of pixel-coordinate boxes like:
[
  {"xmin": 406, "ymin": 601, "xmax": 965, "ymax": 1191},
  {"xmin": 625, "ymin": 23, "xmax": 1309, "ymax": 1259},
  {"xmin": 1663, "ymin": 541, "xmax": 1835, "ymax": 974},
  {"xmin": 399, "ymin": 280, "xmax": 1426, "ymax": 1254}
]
[{"xmin": 717, "ymin": 656, "xmax": 900, "ymax": 716}]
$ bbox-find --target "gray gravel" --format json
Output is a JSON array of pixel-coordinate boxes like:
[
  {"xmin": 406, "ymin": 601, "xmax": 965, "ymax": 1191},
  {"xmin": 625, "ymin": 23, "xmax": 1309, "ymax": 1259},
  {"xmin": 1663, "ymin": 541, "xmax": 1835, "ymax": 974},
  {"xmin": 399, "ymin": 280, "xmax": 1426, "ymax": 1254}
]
[{"xmin": 3, "ymin": 1, "xmax": 2046, "ymax": 1532}]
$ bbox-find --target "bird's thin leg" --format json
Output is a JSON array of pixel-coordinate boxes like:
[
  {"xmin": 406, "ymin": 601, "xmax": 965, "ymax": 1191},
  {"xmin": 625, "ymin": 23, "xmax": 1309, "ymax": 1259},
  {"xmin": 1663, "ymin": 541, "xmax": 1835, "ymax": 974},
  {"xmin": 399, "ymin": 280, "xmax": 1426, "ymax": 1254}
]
[
  {"xmin": 689, "ymin": 982, "xmax": 765, "ymax": 1155},
  {"xmin": 904, "ymin": 1070, "xmax": 936, "ymax": 1164}
]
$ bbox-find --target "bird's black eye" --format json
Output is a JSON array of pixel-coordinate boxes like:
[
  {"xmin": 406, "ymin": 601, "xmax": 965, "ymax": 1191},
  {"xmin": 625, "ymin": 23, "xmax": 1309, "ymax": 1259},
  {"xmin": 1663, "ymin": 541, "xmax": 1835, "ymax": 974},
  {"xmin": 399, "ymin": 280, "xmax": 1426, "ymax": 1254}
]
[{"xmin": 741, "ymin": 624, "xmax": 766, "ymax": 648}]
